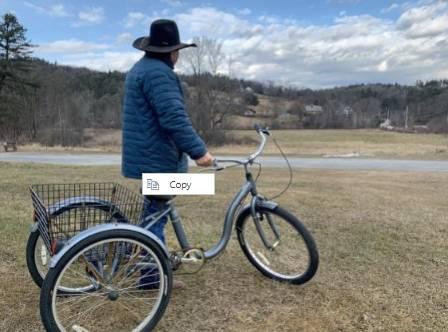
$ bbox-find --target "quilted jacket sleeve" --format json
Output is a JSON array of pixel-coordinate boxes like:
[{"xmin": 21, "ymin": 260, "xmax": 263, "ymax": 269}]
[{"xmin": 143, "ymin": 68, "xmax": 207, "ymax": 160}]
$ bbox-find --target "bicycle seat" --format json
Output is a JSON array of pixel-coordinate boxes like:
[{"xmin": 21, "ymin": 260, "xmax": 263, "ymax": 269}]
[
  {"xmin": 145, "ymin": 195, "xmax": 175, "ymax": 202},
  {"xmin": 140, "ymin": 186, "xmax": 175, "ymax": 202}
]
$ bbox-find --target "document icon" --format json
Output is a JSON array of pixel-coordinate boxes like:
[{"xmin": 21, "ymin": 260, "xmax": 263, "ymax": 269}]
[{"xmin": 146, "ymin": 179, "xmax": 160, "ymax": 191}]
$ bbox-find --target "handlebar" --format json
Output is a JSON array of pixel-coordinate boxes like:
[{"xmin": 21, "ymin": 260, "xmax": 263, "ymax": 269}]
[
  {"xmin": 254, "ymin": 123, "xmax": 271, "ymax": 136},
  {"xmin": 205, "ymin": 124, "xmax": 270, "ymax": 172},
  {"xmin": 248, "ymin": 126, "xmax": 268, "ymax": 162}
]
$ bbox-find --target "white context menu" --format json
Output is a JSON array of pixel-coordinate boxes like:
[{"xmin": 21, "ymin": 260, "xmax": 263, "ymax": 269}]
[{"xmin": 142, "ymin": 173, "xmax": 215, "ymax": 195}]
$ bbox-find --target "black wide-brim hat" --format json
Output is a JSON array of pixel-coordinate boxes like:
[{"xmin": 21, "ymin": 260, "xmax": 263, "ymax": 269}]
[{"xmin": 133, "ymin": 19, "xmax": 196, "ymax": 53}]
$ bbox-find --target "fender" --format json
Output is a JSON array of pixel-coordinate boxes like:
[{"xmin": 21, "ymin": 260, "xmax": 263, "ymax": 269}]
[
  {"xmin": 47, "ymin": 196, "xmax": 120, "ymax": 216},
  {"xmin": 49, "ymin": 223, "xmax": 169, "ymax": 268},
  {"xmin": 30, "ymin": 222, "xmax": 39, "ymax": 233},
  {"xmin": 31, "ymin": 197, "xmax": 122, "ymax": 233},
  {"xmin": 235, "ymin": 199, "xmax": 279, "ymax": 229}
]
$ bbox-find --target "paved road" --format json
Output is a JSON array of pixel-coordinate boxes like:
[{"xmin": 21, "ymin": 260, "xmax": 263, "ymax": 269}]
[{"xmin": 1, "ymin": 152, "xmax": 448, "ymax": 171}]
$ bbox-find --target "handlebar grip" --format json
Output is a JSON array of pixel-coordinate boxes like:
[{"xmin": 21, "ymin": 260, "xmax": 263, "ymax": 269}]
[
  {"xmin": 254, "ymin": 123, "xmax": 271, "ymax": 136},
  {"xmin": 212, "ymin": 159, "xmax": 224, "ymax": 171}
]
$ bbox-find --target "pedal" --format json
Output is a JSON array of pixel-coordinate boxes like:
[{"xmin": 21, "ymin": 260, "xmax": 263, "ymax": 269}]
[
  {"xmin": 169, "ymin": 251, "xmax": 182, "ymax": 271},
  {"xmin": 174, "ymin": 248, "xmax": 206, "ymax": 274}
]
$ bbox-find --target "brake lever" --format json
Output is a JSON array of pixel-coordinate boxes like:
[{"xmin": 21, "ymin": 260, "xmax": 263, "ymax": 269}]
[
  {"xmin": 213, "ymin": 159, "xmax": 224, "ymax": 171},
  {"xmin": 254, "ymin": 123, "xmax": 271, "ymax": 136},
  {"xmin": 198, "ymin": 161, "xmax": 224, "ymax": 173},
  {"xmin": 198, "ymin": 167, "xmax": 222, "ymax": 173}
]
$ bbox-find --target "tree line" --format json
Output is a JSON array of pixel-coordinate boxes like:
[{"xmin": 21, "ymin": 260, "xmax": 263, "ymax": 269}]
[{"xmin": 1, "ymin": 13, "xmax": 447, "ymax": 147}]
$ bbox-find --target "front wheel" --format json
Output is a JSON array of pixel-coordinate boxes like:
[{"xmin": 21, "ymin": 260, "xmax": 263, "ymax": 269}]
[
  {"xmin": 40, "ymin": 229, "xmax": 172, "ymax": 332},
  {"xmin": 236, "ymin": 205, "xmax": 319, "ymax": 284}
]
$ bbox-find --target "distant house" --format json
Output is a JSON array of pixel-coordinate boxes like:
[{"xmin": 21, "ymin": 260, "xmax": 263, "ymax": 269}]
[
  {"xmin": 379, "ymin": 119, "xmax": 393, "ymax": 130},
  {"xmin": 305, "ymin": 105, "xmax": 323, "ymax": 114},
  {"xmin": 243, "ymin": 109, "xmax": 256, "ymax": 117},
  {"xmin": 341, "ymin": 106, "xmax": 353, "ymax": 116}
]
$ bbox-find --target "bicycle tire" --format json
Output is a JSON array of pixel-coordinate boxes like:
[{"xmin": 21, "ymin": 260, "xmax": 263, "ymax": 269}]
[
  {"xmin": 26, "ymin": 203, "xmax": 126, "ymax": 289},
  {"xmin": 236, "ymin": 205, "xmax": 319, "ymax": 284},
  {"xmin": 26, "ymin": 230, "xmax": 48, "ymax": 288},
  {"xmin": 40, "ymin": 229, "xmax": 172, "ymax": 332}
]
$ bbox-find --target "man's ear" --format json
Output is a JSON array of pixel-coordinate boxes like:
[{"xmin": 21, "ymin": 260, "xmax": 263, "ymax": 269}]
[{"xmin": 171, "ymin": 51, "xmax": 179, "ymax": 65}]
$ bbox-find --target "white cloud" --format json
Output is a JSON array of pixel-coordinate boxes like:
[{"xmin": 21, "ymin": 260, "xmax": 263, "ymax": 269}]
[
  {"xmin": 381, "ymin": 3, "xmax": 399, "ymax": 14},
  {"xmin": 51, "ymin": 4, "xmax": 68, "ymax": 17},
  {"xmin": 37, "ymin": 39, "xmax": 109, "ymax": 54},
  {"xmin": 377, "ymin": 60, "xmax": 388, "ymax": 72},
  {"xmin": 237, "ymin": 8, "xmax": 252, "ymax": 15},
  {"xmin": 174, "ymin": 2, "xmax": 448, "ymax": 87},
  {"xmin": 397, "ymin": 1, "xmax": 448, "ymax": 38},
  {"xmin": 122, "ymin": 12, "xmax": 152, "ymax": 28},
  {"xmin": 77, "ymin": 7, "xmax": 105, "ymax": 25},
  {"xmin": 58, "ymin": 52, "xmax": 142, "ymax": 72},
  {"xmin": 116, "ymin": 32, "xmax": 134, "ymax": 45},
  {"xmin": 257, "ymin": 15, "xmax": 280, "ymax": 24},
  {"xmin": 175, "ymin": 7, "xmax": 253, "ymax": 37},
  {"xmin": 34, "ymin": 1, "xmax": 448, "ymax": 87},
  {"xmin": 24, "ymin": 2, "xmax": 70, "ymax": 17}
]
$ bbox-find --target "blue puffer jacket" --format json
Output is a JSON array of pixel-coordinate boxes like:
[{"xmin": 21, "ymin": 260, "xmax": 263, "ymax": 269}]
[{"xmin": 122, "ymin": 56, "xmax": 207, "ymax": 179}]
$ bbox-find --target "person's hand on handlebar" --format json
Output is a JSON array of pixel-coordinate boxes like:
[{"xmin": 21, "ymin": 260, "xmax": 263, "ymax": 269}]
[{"xmin": 195, "ymin": 151, "xmax": 215, "ymax": 167}]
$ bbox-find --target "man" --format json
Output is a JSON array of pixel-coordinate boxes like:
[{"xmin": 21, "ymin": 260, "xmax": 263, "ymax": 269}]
[{"xmin": 122, "ymin": 19, "xmax": 214, "ymax": 286}]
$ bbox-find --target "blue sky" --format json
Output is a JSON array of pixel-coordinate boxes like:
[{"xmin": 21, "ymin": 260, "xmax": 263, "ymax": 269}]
[{"xmin": 1, "ymin": 0, "xmax": 447, "ymax": 88}]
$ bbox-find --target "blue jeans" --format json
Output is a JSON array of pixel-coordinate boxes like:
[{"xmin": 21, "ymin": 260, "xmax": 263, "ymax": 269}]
[
  {"xmin": 141, "ymin": 198, "xmax": 169, "ymax": 243},
  {"xmin": 139, "ymin": 198, "xmax": 168, "ymax": 289}
]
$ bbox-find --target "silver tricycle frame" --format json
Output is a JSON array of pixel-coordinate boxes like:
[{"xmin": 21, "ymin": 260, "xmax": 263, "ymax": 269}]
[{"xmin": 47, "ymin": 127, "xmax": 279, "ymax": 270}]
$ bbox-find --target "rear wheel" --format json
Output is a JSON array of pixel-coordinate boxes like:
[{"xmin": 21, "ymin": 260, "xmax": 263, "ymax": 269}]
[
  {"xmin": 236, "ymin": 205, "xmax": 319, "ymax": 284},
  {"xmin": 26, "ymin": 230, "xmax": 49, "ymax": 288},
  {"xmin": 40, "ymin": 229, "xmax": 172, "ymax": 332},
  {"xmin": 26, "ymin": 202, "xmax": 125, "ymax": 290},
  {"xmin": 26, "ymin": 231, "xmax": 95, "ymax": 294}
]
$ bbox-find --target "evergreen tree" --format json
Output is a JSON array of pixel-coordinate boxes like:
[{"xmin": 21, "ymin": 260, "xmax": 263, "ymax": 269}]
[{"xmin": 0, "ymin": 13, "xmax": 33, "ymax": 92}]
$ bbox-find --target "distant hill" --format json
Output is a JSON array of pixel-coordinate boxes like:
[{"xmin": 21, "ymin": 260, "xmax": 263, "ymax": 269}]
[{"xmin": 1, "ymin": 58, "xmax": 447, "ymax": 146}]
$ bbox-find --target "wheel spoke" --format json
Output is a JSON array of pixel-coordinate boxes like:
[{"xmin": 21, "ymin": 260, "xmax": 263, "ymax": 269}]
[
  {"xmin": 46, "ymin": 236, "xmax": 169, "ymax": 332},
  {"xmin": 238, "ymin": 208, "xmax": 318, "ymax": 282},
  {"xmin": 115, "ymin": 299, "xmax": 143, "ymax": 322},
  {"xmin": 60, "ymin": 296, "xmax": 108, "ymax": 327}
]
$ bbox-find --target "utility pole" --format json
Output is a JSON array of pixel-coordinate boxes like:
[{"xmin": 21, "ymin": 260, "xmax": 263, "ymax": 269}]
[
  {"xmin": 446, "ymin": 109, "xmax": 448, "ymax": 134},
  {"xmin": 405, "ymin": 105, "xmax": 409, "ymax": 129}
]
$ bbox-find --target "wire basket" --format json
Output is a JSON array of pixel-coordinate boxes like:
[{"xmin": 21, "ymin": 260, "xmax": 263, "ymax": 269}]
[{"xmin": 30, "ymin": 183, "xmax": 146, "ymax": 253}]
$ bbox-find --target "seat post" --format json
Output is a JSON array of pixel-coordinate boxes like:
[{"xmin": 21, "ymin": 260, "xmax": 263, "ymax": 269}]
[{"xmin": 169, "ymin": 204, "xmax": 191, "ymax": 251}]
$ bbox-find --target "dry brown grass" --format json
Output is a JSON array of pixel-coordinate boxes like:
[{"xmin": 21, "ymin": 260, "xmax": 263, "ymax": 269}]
[
  {"xmin": 0, "ymin": 162, "xmax": 447, "ymax": 331},
  {"xmin": 213, "ymin": 129, "xmax": 448, "ymax": 160},
  {"xmin": 17, "ymin": 129, "xmax": 448, "ymax": 160}
]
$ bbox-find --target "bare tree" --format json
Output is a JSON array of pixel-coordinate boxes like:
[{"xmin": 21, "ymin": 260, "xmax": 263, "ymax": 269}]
[
  {"xmin": 181, "ymin": 36, "xmax": 207, "ymax": 77},
  {"xmin": 203, "ymin": 38, "xmax": 224, "ymax": 75},
  {"xmin": 226, "ymin": 54, "xmax": 234, "ymax": 78},
  {"xmin": 180, "ymin": 36, "xmax": 243, "ymax": 143},
  {"xmin": 181, "ymin": 36, "xmax": 225, "ymax": 76}
]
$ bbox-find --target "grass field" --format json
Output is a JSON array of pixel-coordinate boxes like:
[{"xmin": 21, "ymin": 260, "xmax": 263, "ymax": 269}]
[
  {"xmin": 214, "ymin": 129, "xmax": 448, "ymax": 160},
  {"xmin": 19, "ymin": 129, "xmax": 448, "ymax": 160},
  {"xmin": 0, "ymin": 162, "xmax": 447, "ymax": 331}
]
